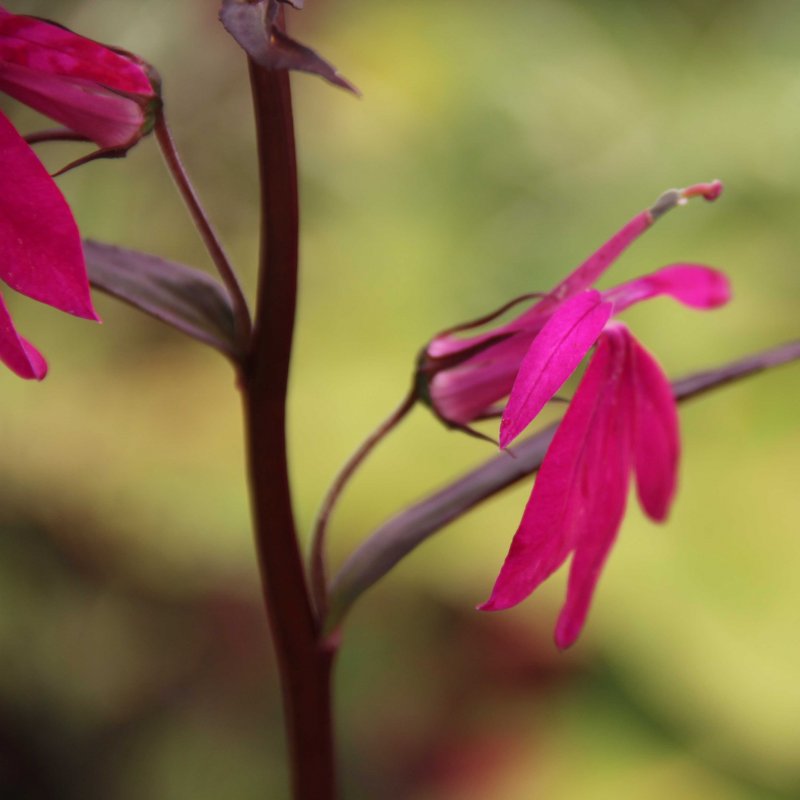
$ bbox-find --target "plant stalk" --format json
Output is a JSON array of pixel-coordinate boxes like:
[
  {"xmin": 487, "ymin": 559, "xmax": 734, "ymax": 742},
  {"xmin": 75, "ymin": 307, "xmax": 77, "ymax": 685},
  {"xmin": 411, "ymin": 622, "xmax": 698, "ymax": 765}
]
[{"xmin": 242, "ymin": 43, "xmax": 338, "ymax": 800}]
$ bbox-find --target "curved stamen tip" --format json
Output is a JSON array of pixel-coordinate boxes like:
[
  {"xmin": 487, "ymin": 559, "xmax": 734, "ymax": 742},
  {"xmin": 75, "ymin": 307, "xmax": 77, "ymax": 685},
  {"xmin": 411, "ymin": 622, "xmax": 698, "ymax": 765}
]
[
  {"xmin": 649, "ymin": 179, "xmax": 723, "ymax": 220},
  {"xmin": 681, "ymin": 179, "xmax": 723, "ymax": 201}
]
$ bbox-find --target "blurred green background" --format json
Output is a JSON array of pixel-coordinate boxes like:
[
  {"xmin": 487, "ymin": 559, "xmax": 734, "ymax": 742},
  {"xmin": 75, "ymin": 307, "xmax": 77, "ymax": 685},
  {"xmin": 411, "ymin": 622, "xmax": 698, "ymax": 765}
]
[{"xmin": 1, "ymin": 0, "xmax": 799, "ymax": 797}]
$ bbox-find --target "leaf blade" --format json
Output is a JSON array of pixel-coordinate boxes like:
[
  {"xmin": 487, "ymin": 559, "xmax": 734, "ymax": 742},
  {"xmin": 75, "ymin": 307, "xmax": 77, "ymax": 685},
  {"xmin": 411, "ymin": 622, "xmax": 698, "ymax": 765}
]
[{"xmin": 84, "ymin": 239, "xmax": 240, "ymax": 360}]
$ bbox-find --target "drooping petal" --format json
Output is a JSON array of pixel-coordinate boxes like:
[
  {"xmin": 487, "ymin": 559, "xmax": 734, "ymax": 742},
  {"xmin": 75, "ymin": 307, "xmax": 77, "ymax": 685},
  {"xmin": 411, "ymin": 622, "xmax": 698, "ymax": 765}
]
[
  {"xmin": 630, "ymin": 334, "xmax": 680, "ymax": 521},
  {"xmin": 500, "ymin": 291, "xmax": 612, "ymax": 448},
  {"xmin": 0, "ymin": 110, "xmax": 98, "ymax": 319},
  {"xmin": 0, "ymin": 290, "xmax": 47, "ymax": 379},
  {"xmin": 479, "ymin": 331, "xmax": 622, "ymax": 611},
  {"xmin": 554, "ymin": 328, "xmax": 635, "ymax": 648},
  {"xmin": 0, "ymin": 10, "xmax": 157, "ymax": 148},
  {"xmin": 603, "ymin": 264, "xmax": 732, "ymax": 314}
]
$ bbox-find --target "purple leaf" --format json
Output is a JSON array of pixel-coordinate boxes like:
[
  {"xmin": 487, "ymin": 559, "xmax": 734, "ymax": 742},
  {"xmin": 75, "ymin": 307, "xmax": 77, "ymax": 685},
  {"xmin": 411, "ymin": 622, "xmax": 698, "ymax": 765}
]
[
  {"xmin": 219, "ymin": 0, "xmax": 359, "ymax": 94},
  {"xmin": 83, "ymin": 240, "xmax": 240, "ymax": 360}
]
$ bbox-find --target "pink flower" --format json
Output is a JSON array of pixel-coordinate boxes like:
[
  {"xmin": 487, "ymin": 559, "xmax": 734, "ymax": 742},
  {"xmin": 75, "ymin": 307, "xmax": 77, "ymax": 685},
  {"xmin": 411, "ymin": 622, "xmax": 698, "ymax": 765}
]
[
  {"xmin": 419, "ymin": 181, "xmax": 724, "ymax": 433},
  {"xmin": 419, "ymin": 182, "xmax": 730, "ymax": 647},
  {"xmin": 0, "ymin": 7, "xmax": 158, "ymax": 379}
]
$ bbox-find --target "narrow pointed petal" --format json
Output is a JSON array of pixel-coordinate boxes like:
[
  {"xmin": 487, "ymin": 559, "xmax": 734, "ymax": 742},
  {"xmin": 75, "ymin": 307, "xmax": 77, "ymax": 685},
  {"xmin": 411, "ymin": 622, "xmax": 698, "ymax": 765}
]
[
  {"xmin": 554, "ymin": 329, "xmax": 635, "ymax": 648},
  {"xmin": 545, "ymin": 212, "xmax": 653, "ymax": 305},
  {"xmin": 604, "ymin": 264, "xmax": 732, "ymax": 314},
  {"xmin": 500, "ymin": 291, "xmax": 612, "ymax": 448},
  {"xmin": 0, "ymin": 291, "xmax": 47, "ymax": 379},
  {"xmin": 0, "ymin": 111, "xmax": 98, "ymax": 320},
  {"xmin": 437, "ymin": 210, "xmax": 651, "ymax": 358},
  {"xmin": 631, "ymin": 335, "xmax": 680, "ymax": 521},
  {"xmin": 479, "ymin": 332, "xmax": 622, "ymax": 611}
]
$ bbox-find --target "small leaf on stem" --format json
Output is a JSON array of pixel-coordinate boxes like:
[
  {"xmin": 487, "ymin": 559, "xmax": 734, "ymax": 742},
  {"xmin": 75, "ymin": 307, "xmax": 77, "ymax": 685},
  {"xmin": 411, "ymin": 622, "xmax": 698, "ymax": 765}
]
[
  {"xmin": 219, "ymin": 0, "xmax": 359, "ymax": 94},
  {"xmin": 84, "ymin": 240, "xmax": 240, "ymax": 360}
]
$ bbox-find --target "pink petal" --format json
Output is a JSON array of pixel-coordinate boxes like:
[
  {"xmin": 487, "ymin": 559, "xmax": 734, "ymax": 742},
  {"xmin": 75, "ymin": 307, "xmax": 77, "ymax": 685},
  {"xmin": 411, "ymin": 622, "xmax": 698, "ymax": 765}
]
[
  {"xmin": 543, "ymin": 211, "xmax": 653, "ymax": 306},
  {"xmin": 0, "ymin": 290, "xmax": 47, "ymax": 379},
  {"xmin": 0, "ymin": 110, "xmax": 98, "ymax": 320},
  {"xmin": 554, "ymin": 328, "xmax": 635, "ymax": 648},
  {"xmin": 0, "ymin": 10, "xmax": 155, "ymax": 148},
  {"xmin": 479, "ymin": 330, "xmax": 625, "ymax": 612},
  {"xmin": 630, "ymin": 334, "xmax": 680, "ymax": 521},
  {"xmin": 500, "ymin": 291, "xmax": 612, "ymax": 448},
  {"xmin": 603, "ymin": 264, "xmax": 732, "ymax": 314}
]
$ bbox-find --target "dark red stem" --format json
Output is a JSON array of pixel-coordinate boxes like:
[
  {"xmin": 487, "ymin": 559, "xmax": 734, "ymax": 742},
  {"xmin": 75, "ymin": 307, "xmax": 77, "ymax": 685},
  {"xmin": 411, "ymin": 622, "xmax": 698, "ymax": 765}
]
[{"xmin": 243, "ymin": 57, "xmax": 337, "ymax": 800}]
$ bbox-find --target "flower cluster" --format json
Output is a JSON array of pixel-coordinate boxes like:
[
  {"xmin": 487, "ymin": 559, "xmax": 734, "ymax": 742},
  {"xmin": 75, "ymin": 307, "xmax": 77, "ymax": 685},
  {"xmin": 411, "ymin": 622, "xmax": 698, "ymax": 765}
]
[
  {"xmin": 419, "ymin": 182, "xmax": 731, "ymax": 647},
  {"xmin": 0, "ymin": 6, "xmax": 157, "ymax": 378}
]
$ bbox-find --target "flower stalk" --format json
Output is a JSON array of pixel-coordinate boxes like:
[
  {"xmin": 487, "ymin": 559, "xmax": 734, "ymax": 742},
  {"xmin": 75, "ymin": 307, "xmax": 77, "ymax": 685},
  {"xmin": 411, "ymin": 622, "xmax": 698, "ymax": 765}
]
[
  {"xmin": 154, "ymin": 114, "xmax": 252, "ymax": 351},
  {"xmin": 242, "ymin": 41, "xmax": 337, "ymax": 800},
  {"xmin": 310, "ymin": 385, "xmax": 417, "ymax": 619}
]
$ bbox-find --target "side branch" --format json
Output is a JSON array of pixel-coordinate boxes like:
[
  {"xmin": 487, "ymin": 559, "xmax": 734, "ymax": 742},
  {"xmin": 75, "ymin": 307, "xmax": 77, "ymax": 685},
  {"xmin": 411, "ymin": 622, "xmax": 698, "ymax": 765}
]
[{"xmin": 310, "ymin": 387, "xmax": 417, "ymax": 619}]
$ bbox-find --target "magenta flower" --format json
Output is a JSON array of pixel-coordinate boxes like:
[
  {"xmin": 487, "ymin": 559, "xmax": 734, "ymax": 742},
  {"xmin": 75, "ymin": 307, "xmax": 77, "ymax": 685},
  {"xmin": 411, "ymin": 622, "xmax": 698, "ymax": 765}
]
[
  {"xmin": 419, "ymin": 181, "xmax": 724, "ymax": 432},
  {"xmin": 420, "ymin": 182, "xmax": 731, "ymax": 647},
  {"xmin": 0, "ymin": 7, "xmax": 158, "ymax": 378}
]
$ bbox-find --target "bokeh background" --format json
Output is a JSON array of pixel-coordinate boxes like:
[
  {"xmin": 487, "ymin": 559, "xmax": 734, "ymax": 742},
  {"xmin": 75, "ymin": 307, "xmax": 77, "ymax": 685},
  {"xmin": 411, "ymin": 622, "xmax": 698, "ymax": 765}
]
[{"xmin": 1, "ymin": 0, "xmax": 799, "ymax": 797}]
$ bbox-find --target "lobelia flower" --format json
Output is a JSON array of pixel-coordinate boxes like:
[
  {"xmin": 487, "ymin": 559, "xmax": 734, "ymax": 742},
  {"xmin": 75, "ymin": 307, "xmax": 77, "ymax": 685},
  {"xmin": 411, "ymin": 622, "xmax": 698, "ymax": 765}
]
[
  {"xmin": 418, "ymin": 182, "xmax": 731, "ymax": 648},
  {"xmin": 417, "ymin": 181, "xmax": 724, "ymax": 433},
  {"xmin": 0, "ymin": 6, "xmax": 159, "ymax": 379}
]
